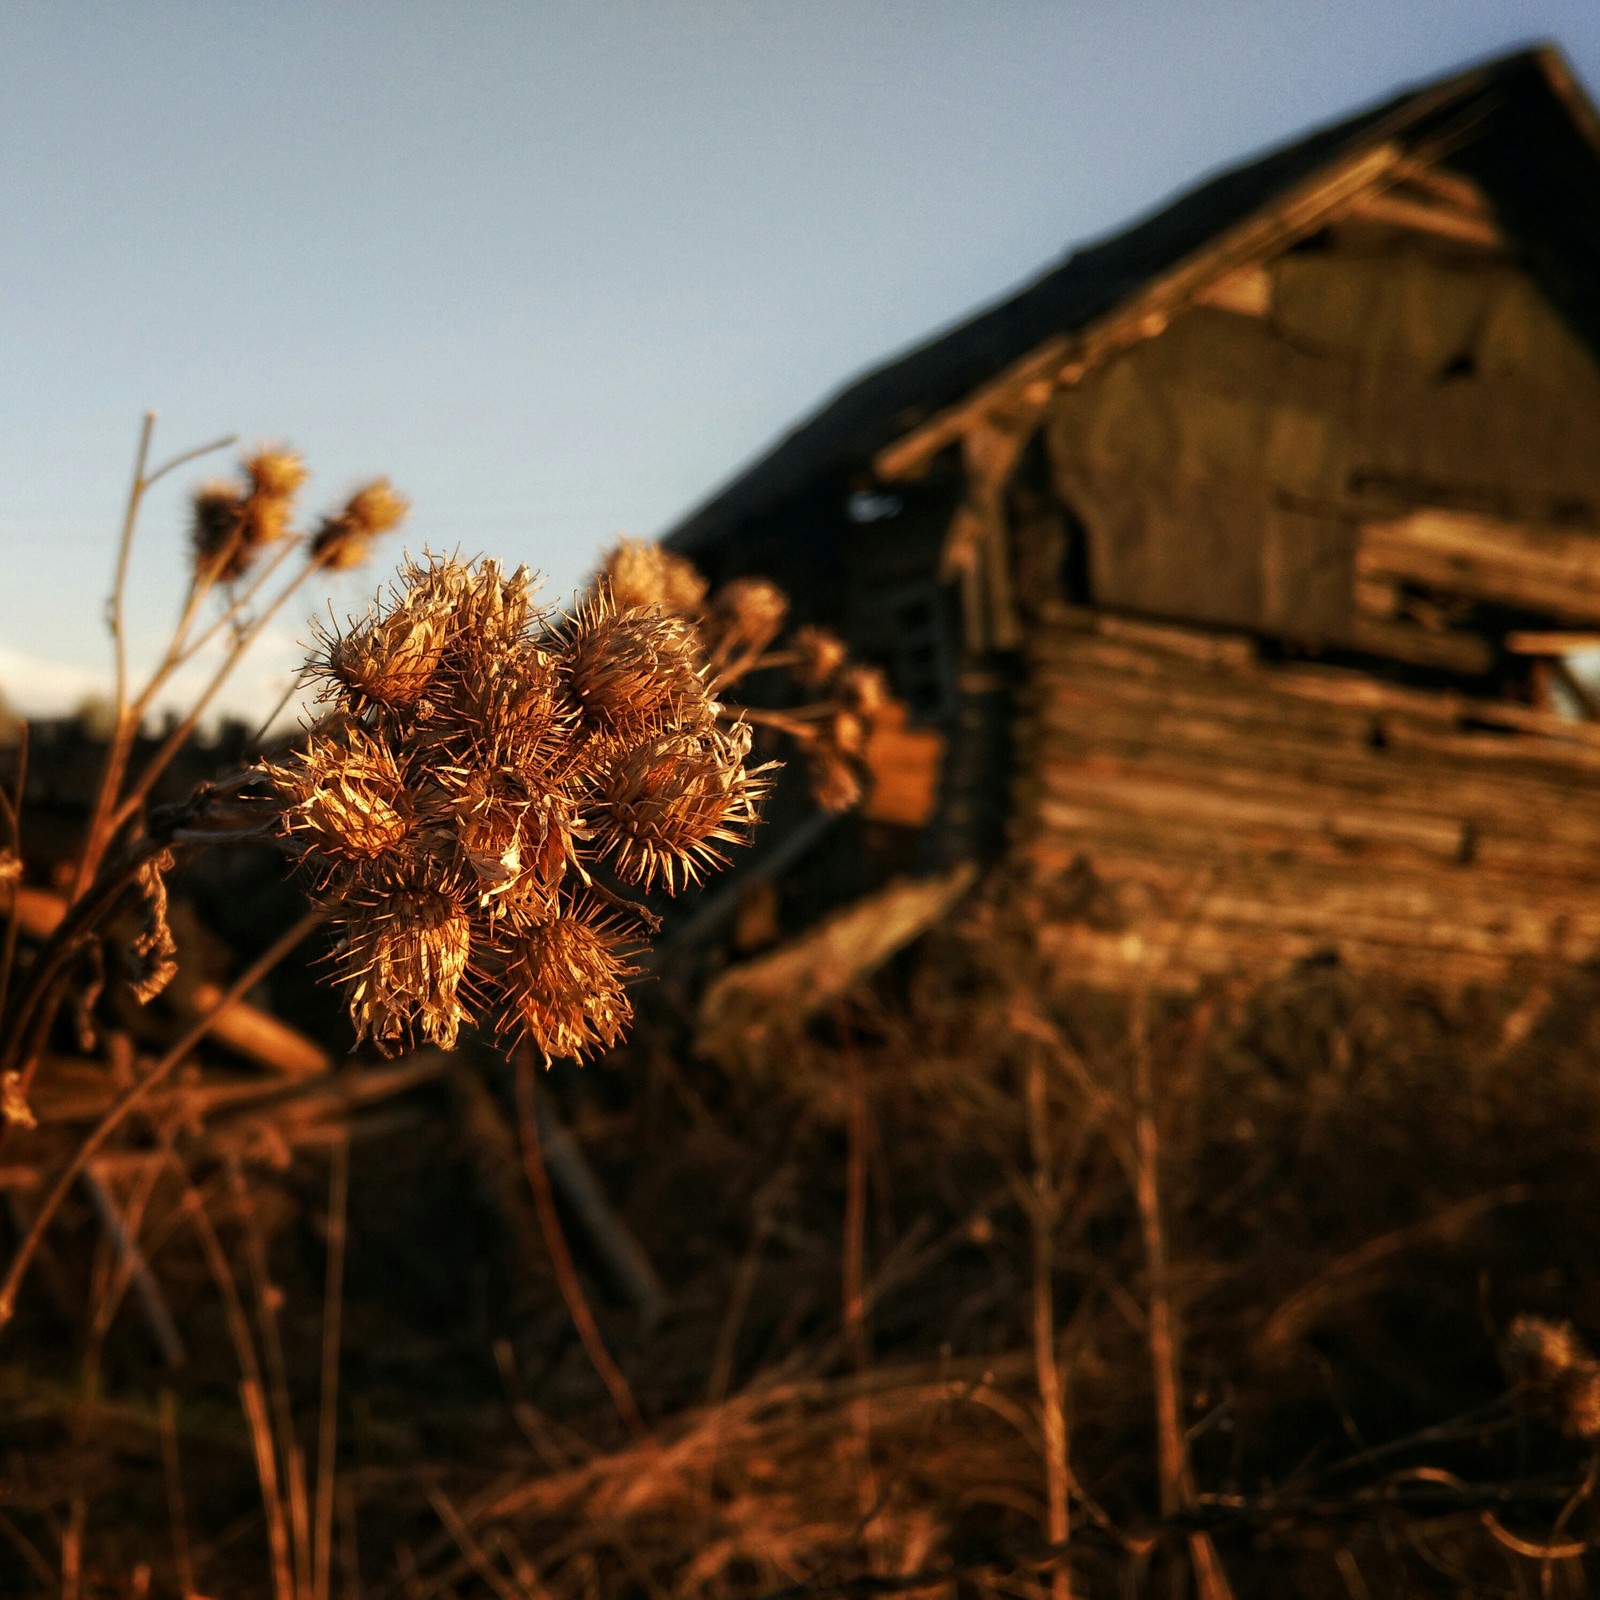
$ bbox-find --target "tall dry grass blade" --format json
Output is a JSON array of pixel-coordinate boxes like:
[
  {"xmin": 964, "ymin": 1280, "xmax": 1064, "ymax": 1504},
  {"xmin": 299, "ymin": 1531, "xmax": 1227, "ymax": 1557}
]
[
  {"xmin": 513, "ymin": 1050, "xmax": 652, "ymax": 1446},
  {"xmin": 1025, "ymin": 1050, "xmax": 1072, "ymax": 1600},
  {"xmin": 159, "ymin": 1388, "xmax": 197, "ymax": 1600},
  {"xmin": 228, "ymin": 1159, "xmax": 313, "ymax": 1598},
  {"xmin": 313, "ymin": 1137, "xmax": 349, "ymax": 1600},
  {"xmin": 182, "ymin": 1176, "xmax": 292, "ymax": 1600},
  {"xmin": 1129, "ymin": 993, "xmax": 1232, "ymax": 1600},
  {"xmin": 241, "ymin": 1376, "xmax": 296, "ymax": 1600}
]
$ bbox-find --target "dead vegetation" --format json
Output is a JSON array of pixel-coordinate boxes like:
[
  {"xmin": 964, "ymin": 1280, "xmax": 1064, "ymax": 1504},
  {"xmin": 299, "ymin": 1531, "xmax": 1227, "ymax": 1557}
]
[{"xmin": 4, "ymin": 422, "xmax": 1600, "ymax": 1597}]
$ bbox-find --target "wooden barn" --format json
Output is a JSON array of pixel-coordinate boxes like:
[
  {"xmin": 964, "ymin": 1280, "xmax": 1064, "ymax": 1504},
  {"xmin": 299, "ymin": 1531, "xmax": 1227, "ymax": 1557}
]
[{"xmin": 666, "ymin": 45, "xmax": 1600, "ymax": 997}]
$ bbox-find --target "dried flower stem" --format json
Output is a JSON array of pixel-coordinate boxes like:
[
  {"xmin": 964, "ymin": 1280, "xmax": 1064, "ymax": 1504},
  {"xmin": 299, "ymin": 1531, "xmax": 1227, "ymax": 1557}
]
[
  {"xmin": 513, "ymin": 1051, "xmax": 651, "ymax": 1446},
  {"xmin": 1026, "ymin": 1050, "xmax": 1073, "ymax": 1600},
  {"xmin": 78, "ymin": 417, "xmax": 236, "ymax": 899},
  {"xmin": 0, "ymin": 722, "xmax": 28, "ymax": 1032},
  {"xmin": 1129, "ymin": 994, "xmax": 1232, "ymax": 1600},
  {"xmin": 158, "ymin": 1388, "xmax": 197, "ymax": 1600},
  {"xmin": 314, "ymin": 1137, "xmax": 349, "ymax": 1600},
  {"xmin": 180, "ymin": 1173, "xmax": 294, "ymax": 1600}
]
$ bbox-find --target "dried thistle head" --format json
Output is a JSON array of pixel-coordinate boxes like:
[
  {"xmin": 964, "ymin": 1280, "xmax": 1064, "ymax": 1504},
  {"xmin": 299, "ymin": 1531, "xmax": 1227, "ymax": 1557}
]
[
  {"xmin": 191, "ymin": 482, "xmax": 248, "ymax": 579},
  {"xmin": 267, "ymin": 728, "xmax": 411, "ymax": 866},
  {"xmin": 191, "ymin": 449, "xmax": 307, "ymax": 581},
  {"xmin": 341, "ymin": 887, "xmax": 473, "ymax": 1053},
  {"xmin": 564, "ymin": 595, "xmax": 708, "ymax": 742},
  {"xmin": 444, "ymin": 768, "xmax": 573, "ymax": 910},
  {"xmin": 806, "ymin": 745, "xmax": 863, "ymax": 813},
  {"xmin": 790, "ymin": 624, "xmax": 848, "ymax": 689},
  {"xmin": 496, "ymin": 904, "xmax": 637, "ymax": 1063},
  {"xmin": 244, "ymin": 448, "xmax": 309, "ymax": 502},
  {"xmin": 271, "ymin": 549, "xmax": 769, "ymax": 1062},
  {"xmin": 707, "ymin": 577, "xmax": 788, "ymax": 660},
  {"xmin": 837, "ymin": 663, "xmax": 892, "ymax": 722},
  {"xmin": 1506, "ymin": 1315, "xmax": 1600, "ymax": 1438},
  {"xmin": 321, "ymin": 603, "xmax": 447, "ymax": 709},
  {"xmin": 596, "ymin": 725, "xmax": 766, "ymax": 893},
  {"xmin": 599, "ymin": 538, "xmax": 708, "ymax": 616},
  {"xmin": 312, "ymin": 478, "xmax": 409, "ymax": 571}
]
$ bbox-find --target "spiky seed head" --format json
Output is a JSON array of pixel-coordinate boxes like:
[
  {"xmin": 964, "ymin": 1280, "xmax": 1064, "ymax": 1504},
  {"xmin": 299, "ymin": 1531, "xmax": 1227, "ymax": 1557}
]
[
  {"xmin": 240, "ymin": 491, "xmax": 292, "ymax": 552},
  {"xmin": 446, "ymin": 768, "xmax": 572, "ymax": 909},
  {"xmin": 326, "ymin": 605, "xmax": 447, "ymax": 708},
  {"xmin": 599, "ymin": 538, "xmax": 708, "ymax": 616},
  {"xmin": 790, "ymin": 624, "xmax": 848, "ymax": 688},
  {"xmin": 244, "ymin": 449, "xmax": 309, "ymax": 501},
  {"xmin": 807, "ymin": 746, "xmax": 863, "ymax": 813},
  {"xmin": 343, "ymin": 888, "xmax": 472, "ymax": 1053},
  {"xmin": 497, "ymin": 906, "xmax": 636, "ymax": 1063},
  {"xmin": 435, "ymin": 649, "xmax": 568, "ymax": 772},
  {"xmin": 269, "ymin": 729, "xmax": 411, "ymax": 863},
  {"xmin": 597, "ymin": 726, "xmax": 765, "ymax": 893},
  {"xmin": 564, "ymin": 596, "xmax": 708, "ymax": 741},
  {"xmin": 312, "ymin": 478, "xmax": 410, "ymax": 571},
  {"xmin": 191, "ymin": 482, "xmax": 248, "ymax": 579},
  {"xmin": 708, "ymin": 577, "xmax": 788, "ymax": 658},
  {"xmin": 838, "ymin": 663, "xmax": 892, "ymax": 721},
  {"xmin": 829, "ymin": 710, "xmax": 868, "ymax": 759}
]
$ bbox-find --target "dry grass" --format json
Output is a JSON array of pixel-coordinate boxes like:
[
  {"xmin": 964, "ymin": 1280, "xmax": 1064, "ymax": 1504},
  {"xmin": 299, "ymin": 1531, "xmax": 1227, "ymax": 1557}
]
[{"xmin": 6, "ymin": 423, "xmax": 1600, "ymax": 1596}]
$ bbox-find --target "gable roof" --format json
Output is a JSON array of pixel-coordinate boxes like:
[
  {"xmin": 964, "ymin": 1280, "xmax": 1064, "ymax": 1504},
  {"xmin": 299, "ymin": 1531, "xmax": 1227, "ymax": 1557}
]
[{"xmin": 666, "ymin": 45, "xmax": 1600, "ymax": 560}]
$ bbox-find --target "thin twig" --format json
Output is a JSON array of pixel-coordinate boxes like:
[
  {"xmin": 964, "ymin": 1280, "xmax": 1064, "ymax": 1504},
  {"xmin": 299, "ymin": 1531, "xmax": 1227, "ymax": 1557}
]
[
  {"xmin": 0, "ymin": 907, "xmax": 323, "ymax": 1334},
  {"xmin": 512, "ymin": 1050, "xmax": 652, "ymax": 1446},
  {"xmin": 159, "ymin": 1388, "xmax": 198, "ymax": 1600},
  {"xmin": 0, "ymin": 720, "xmax": 29, "ymax": 1029},
  {"xmin": 314, "ymin": 1136, "xmax": 350, "ymax": 1600},
  {"xmin": 1025, "ymin": 1049, "xmax": 1072, "ymax": 1600}
]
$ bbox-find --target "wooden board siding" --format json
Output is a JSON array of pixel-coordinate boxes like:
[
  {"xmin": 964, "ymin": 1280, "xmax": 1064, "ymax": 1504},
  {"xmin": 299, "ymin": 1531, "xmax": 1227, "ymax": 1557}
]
[
  {"xmin": 1015, "ymin": 605, "xmax": 1600, "ymax": 991},
  {"xmin": 1038, "ymin": 237, "xmax": 1600, "ymax": 668}
]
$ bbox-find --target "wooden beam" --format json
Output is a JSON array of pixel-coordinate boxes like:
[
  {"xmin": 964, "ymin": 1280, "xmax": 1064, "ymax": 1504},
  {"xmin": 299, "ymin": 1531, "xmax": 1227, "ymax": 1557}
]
[
  {"xmin": 872, "ymin": 141, "xmax": 1405, "ymax": 485},
  {"xmin": 1359, "ymin": 510, "xmax": 1600, "ymax": 624}
]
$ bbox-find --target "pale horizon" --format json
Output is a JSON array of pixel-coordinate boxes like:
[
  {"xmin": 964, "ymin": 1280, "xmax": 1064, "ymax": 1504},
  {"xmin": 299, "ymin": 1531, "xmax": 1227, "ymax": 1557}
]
[{"xmin": 5, "ymin": 3, "xmax": 1599, "ymax": 720}]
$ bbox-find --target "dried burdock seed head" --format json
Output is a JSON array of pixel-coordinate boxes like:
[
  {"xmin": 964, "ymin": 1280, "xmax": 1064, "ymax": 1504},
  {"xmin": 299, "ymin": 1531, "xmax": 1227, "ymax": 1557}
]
[
  {"xmin": 806, "ymin": 746, "xmax": 864, "ymax": 813},
  {"xmin": 437, "ymin": 649, "xmax": 569, "ymax": 773},
  {"xmin": 312, "ymin": 478, "xmax": 410, "ymax": 571},
  {"xmin": 278, "ymin": 549, "xmax": 768, "ymax": 1060},
  {"xmin": 829, "ymin": 709, "xmax": 868, "ymax": 760},
  {"xmin": 126, "ymin": 848, "xmax": 179, "ymax": 1004},
  {"xmin": 268, "ymin": 728, "xmax": 411, "ymax": 865},
  {"xmin": 790, "ymin": 624, "xmax": 848, "ymax": 689},
  {"xmin": 342, "ymin": 887, "xmax": 473, "ymax": 1053},
  {"xmin": 1506, "ymin": 1315, "xmax": 1600, "ymax": 1438},
  {"xmin": 564, "ymin": 595, "xmax": 708, "ymax": 742},
  {"xmin": 191, "ymin": 481, "xmax": 248, "ymax": 580},
  {"xmin": 598, "ymin": 538, "xmax": 708, "ymax": 617},
  {"xmin": 597, "ymin": 725, "xmax": 767, "ymax": 893},
  {"xmin": 191, "ymin": 449, "xmax": 307, "ymax": 582},
  {"xmin": 496, "ymin": 903, "xmax": 637, "ymax": 1063},
  {"xmin": 707, "ymin": 577, "xmax": 788, "ymax": 660},
  {"xmin": 446, "ymin": 768, "xmax": 573, "ymax": 910},
  {"xmin": 411, "ymin": 555, "xmax": 542, "ymax": 652},
  {"xmin": 244, "ymin": 448, "xmax": 309, "ymax": 502},
  {"xmin": 322, "ymin": 604, "xmax": 447, "ymax": 709},
  {"xmin": 837, "ymin": 663, "xmax": 892, "ymax": 722}
]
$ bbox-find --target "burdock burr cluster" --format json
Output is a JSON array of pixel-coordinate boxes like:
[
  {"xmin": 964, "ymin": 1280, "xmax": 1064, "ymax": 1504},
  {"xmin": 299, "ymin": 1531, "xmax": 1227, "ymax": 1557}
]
[{"xmin": 261, "ymin": 552, "xmax": 769, "ymax": 1060}]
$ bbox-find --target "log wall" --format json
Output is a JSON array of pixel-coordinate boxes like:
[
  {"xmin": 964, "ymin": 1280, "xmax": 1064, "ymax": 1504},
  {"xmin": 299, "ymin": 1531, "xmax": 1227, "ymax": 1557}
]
[{"xmin": 1015, "ymin": 604, "xmax": 1600, "ymax": 990}]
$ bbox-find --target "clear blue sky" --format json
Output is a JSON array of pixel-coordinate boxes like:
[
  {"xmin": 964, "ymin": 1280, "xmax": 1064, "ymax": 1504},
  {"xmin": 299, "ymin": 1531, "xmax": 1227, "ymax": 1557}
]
[{"xmin": 3, "ymin": 2, "xmax": 1598, "ymax": 716}]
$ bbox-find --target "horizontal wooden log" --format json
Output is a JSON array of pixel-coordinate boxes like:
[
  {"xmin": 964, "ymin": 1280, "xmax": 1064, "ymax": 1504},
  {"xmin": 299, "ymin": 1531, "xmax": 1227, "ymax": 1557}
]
[
  {"xmin": 1359, "ymin": 510, "xmax": 1600, "ymax": 623},
  {"xmin": 6, "ymin": 886, "xmax": 328, "ymax": 1078}
]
